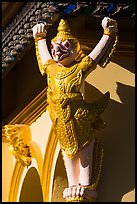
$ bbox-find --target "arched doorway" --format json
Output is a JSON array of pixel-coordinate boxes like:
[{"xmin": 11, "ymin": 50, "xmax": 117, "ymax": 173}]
[{"xmin": 19, "ymin": 167, "xmax": 43, "ymax": 202}]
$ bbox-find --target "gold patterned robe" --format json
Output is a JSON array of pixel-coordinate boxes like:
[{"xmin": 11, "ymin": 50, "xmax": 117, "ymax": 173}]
[{"xmin": 40, "ymin": 54, "xmax": 109, "ymax": 159}]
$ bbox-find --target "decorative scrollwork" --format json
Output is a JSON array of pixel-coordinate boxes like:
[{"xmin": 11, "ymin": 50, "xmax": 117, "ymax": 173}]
[{"xmin": 3, "ymin": 124, "xmax": 32, "ymax": 166}]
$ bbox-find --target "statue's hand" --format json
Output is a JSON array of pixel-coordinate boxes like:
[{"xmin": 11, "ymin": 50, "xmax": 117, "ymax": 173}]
[
  {"xmin": 102, "ymin": 17, "xmax": 118, "ymax": 35},
  {"xmin": 32, "ymin": 23, "xmax": 47, "ymax": 39}
]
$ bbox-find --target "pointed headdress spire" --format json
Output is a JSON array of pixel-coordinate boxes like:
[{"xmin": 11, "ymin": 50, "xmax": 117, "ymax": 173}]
[{"xmin": 52, "ymin": 19, "xmax": 77, "ymax": 42}]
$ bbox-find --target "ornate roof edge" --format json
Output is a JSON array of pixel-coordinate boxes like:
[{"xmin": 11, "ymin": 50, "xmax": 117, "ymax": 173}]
[{"xmin": 2, "ymin": 2, "xmax": 61, "ymax": 79}]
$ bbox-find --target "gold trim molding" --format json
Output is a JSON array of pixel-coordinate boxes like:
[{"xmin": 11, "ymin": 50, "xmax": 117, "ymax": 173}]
[
  {"xmin": 8, "ymin": 161, "xmax": 25, "ymax": 202},
  {"xmin": 2, "ymin": 87, "xmax": 48, "ymax": 142},
  {"xmin": 42, "ymin": 125, "xmax": 59, "ymax": 202}
]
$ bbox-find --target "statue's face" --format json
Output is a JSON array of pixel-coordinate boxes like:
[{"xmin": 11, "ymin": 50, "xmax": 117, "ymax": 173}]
[{"xmin": 51, "ymin": 39, "xmax": 77, "ymax": 66}]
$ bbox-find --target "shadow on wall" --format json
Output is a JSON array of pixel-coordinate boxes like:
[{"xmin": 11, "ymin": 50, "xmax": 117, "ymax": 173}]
[
  {"xmin": 19, "ymin": 167, "xmax": 43, "ymax": 202},
  {"xmin": 84, "ymin": 81, "xmax": 135, "ymax": 202},
  {"xmin": 111, "ymin": 55, "xmax": 135, "ymax": 74}
]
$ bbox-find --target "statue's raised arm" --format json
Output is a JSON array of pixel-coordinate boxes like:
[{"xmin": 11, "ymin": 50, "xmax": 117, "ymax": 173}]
[
  {"xmin": 32, "ymin": 22, "xmax": 52, "ymax": 75},
  {"xmin": 89, "ymin": 17, "xmax": 118, "ymax": 67}
]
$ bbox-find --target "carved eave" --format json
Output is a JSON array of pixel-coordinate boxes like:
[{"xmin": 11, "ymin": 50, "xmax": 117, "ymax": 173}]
[
  {"xmin": 2, "ymin": 2, "xmax": 61, "ymax": 79},
  {"xmin": 2, "ymin": 2, "xmax": 135, "ymax": 79}
]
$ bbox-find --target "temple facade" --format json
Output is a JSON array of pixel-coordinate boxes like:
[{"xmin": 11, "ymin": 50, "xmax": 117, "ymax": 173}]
[{"xmin": 2, "ymin": 2, "xmax": 135, "ymax": 202}]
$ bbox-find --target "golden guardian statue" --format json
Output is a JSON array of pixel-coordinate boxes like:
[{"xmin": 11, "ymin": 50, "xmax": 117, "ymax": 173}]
[{"xmin": 32, "ymin": 17, "xmax": 118, "ymax": 202}]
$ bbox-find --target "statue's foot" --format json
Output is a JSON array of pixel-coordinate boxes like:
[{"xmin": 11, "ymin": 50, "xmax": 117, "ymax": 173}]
[{"xmin": 63, "ymin": 185, "xmax": 97, "ymax": 202}]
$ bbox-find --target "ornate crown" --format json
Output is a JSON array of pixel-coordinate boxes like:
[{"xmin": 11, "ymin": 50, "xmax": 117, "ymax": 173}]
[{"xmin": 52, "ymin": 19, "xmax": 77, "ymax": 42}]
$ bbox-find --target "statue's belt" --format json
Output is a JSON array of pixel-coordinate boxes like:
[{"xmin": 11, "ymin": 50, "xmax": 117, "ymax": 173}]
[{"xmin": 48, "ymin": 92, "xmax": 83, "ymax": 107}]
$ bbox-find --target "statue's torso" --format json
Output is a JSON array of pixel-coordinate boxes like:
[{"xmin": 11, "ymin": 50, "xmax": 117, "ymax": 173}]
[{"xmin": 44, "ymin": 56, "xmax": 97, "ymax": 158}]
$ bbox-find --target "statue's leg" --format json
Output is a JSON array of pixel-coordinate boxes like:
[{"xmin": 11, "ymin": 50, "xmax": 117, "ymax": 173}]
[
  {"xmin": 78, "ymin": 138, "xmax": 98, "ymax": 201},
  {"xmin": 62, "ymin": 150, "xmax": 79, "ymax": 187},
  {"xmin": 62, "ymin": 150, "xmax": 81, "ymax": 200},
  {"xmin": 79, "ymin": 138, "xmax": 95, "ymax": 185},
  {"xmin": 62, "ymin": 138, "xmax": 97, "ymax": 201}
]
